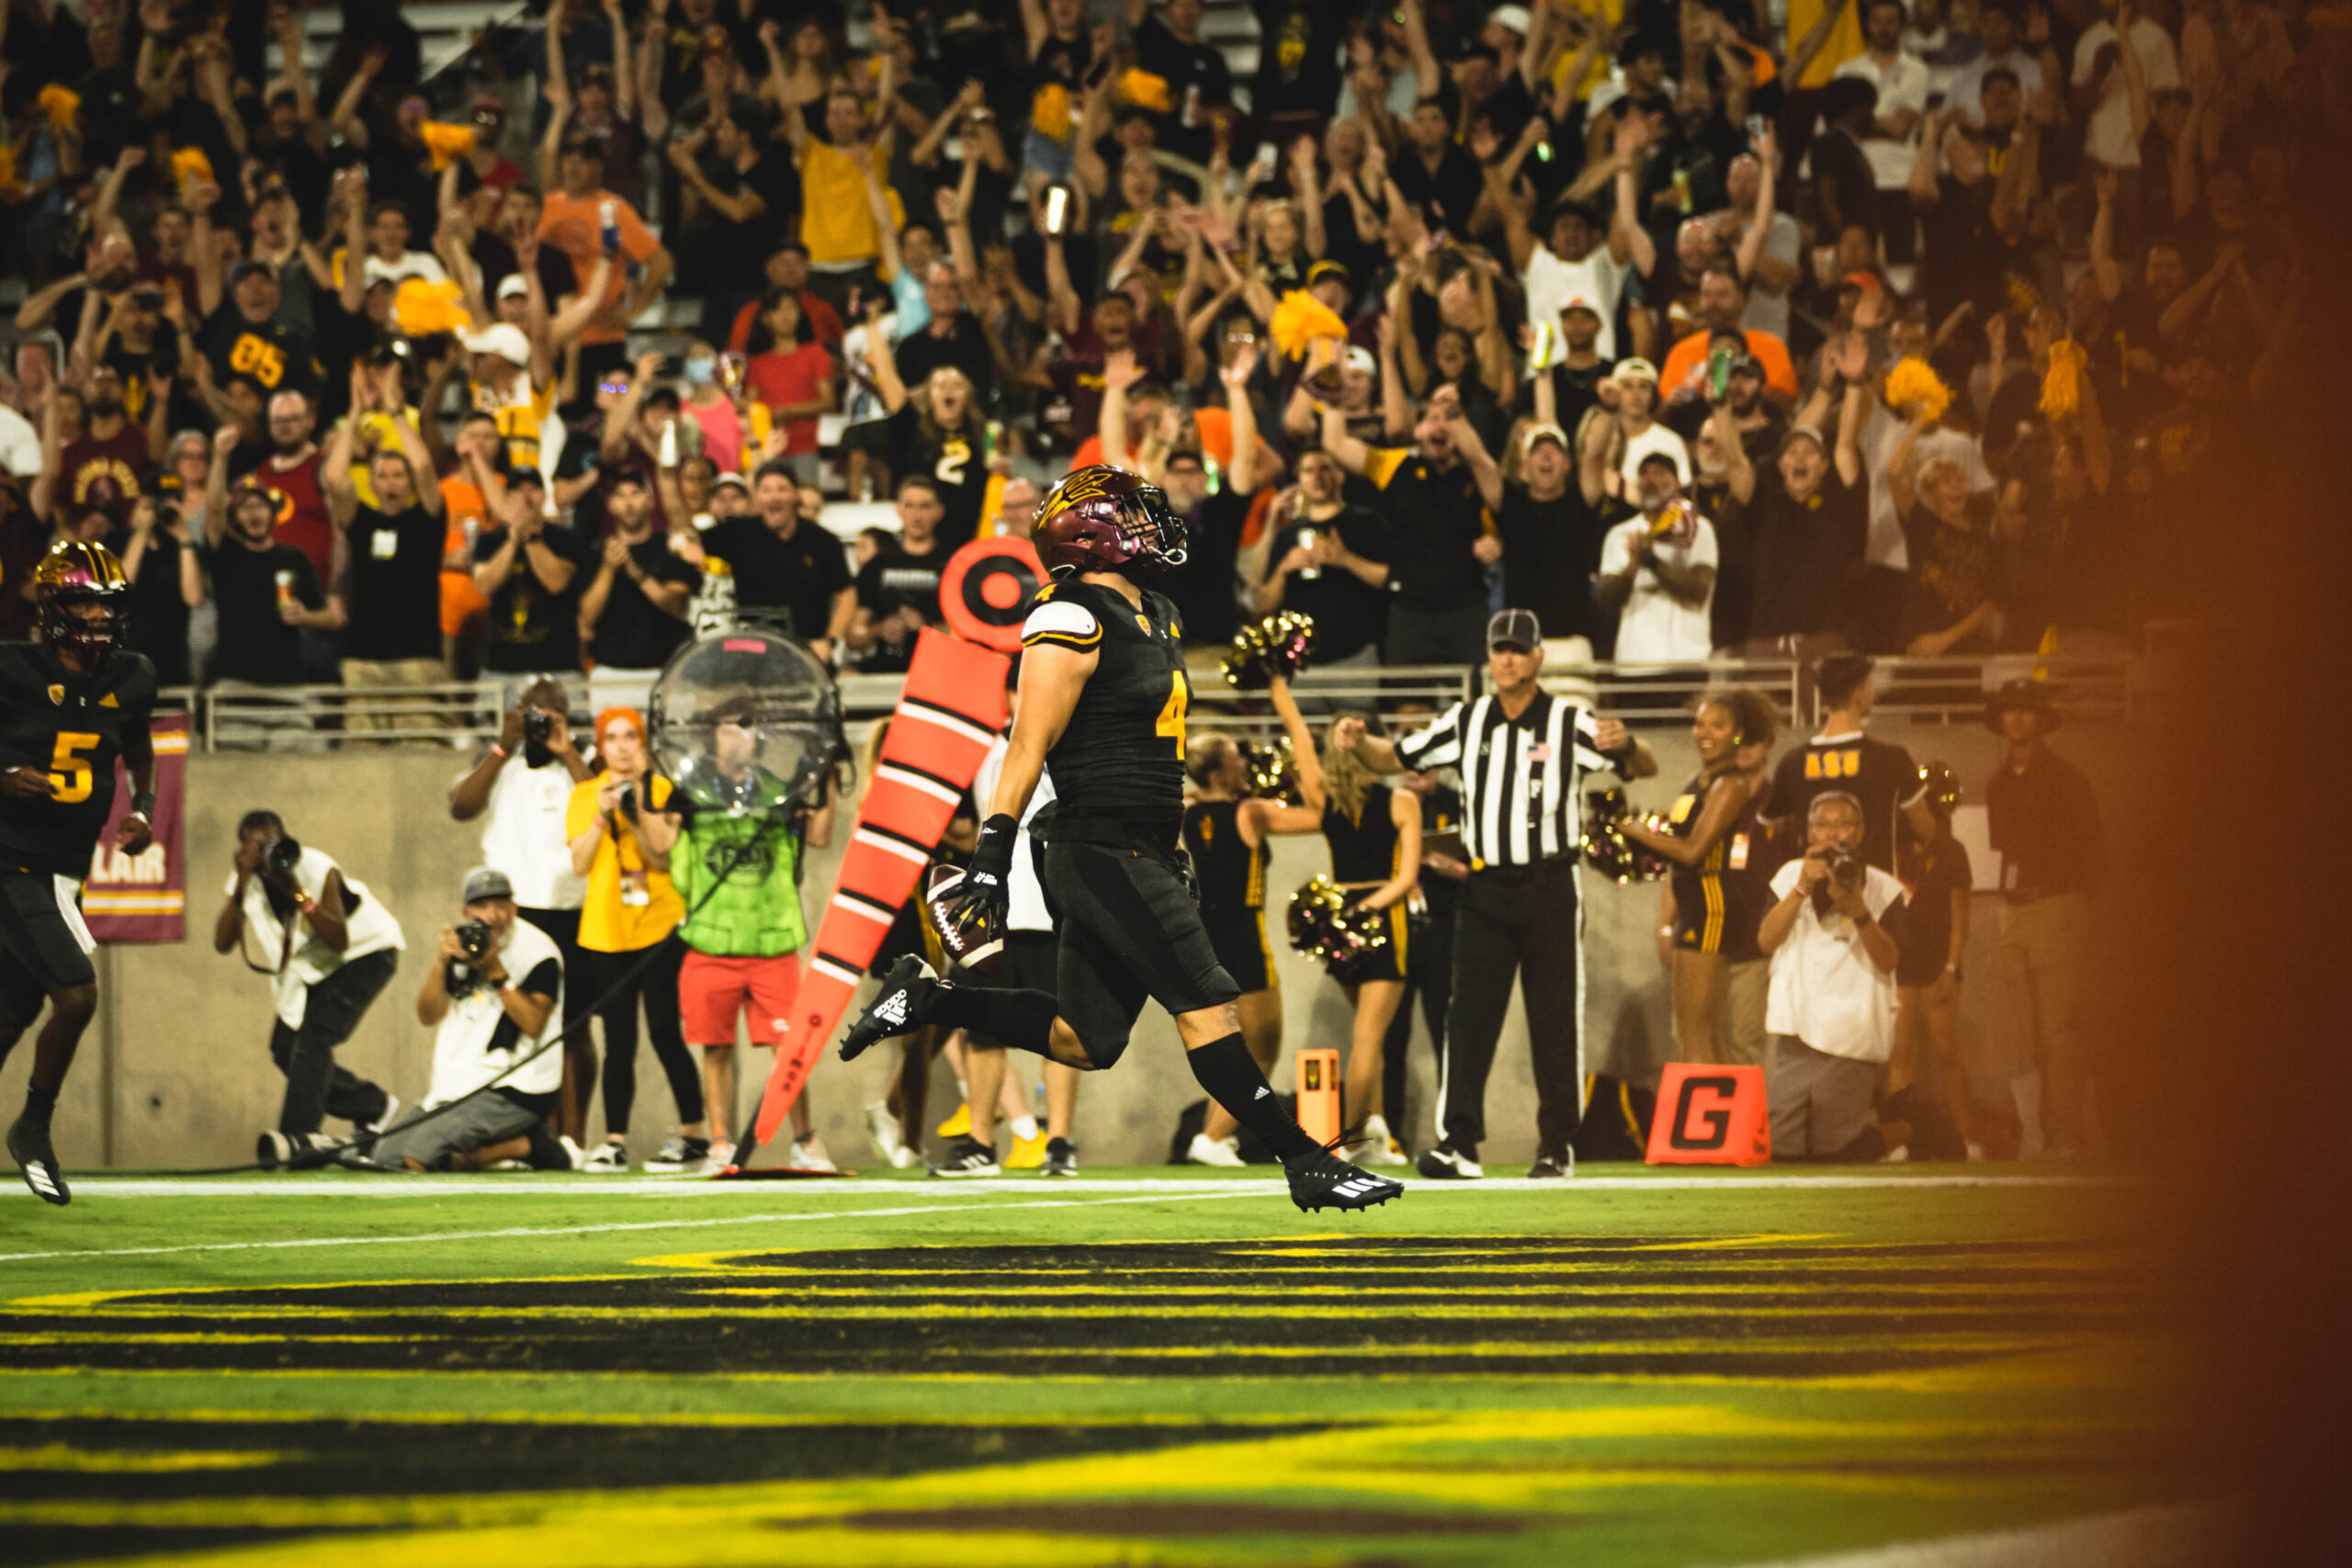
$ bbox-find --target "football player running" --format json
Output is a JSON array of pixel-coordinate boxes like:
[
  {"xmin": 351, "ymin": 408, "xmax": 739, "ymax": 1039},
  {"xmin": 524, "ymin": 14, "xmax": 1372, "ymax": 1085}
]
[
  {"xmin": 2, "ymin": 542, "xmax": 158, "ymax": 1205},
  {"xmin": 842, "ymin": 467, "xmax": 1401, "ymax": 1213}
]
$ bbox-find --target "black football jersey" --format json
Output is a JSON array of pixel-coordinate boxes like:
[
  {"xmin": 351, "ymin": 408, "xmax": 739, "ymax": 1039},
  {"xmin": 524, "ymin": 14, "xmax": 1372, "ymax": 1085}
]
[
  {"xmin": 1020, "ymin": 577, "xmax": 1190, "ymax": 832},
  {"xmin": 0, "ymin": 643, "xmax": 158, "ymax": 877},
  {"xmin": 1767, "ymin": 732, "xmax": 1923, "ymax": 874},
  {"xmin": 1182, "ymin": 799, "xmax": 1265, "ymax": 911}
]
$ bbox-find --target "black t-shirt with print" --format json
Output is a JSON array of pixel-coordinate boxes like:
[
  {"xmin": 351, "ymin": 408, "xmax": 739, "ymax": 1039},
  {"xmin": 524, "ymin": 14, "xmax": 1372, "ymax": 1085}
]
[
  {"xmin": 207, "ymin": 540, "xmax": 324, "ymax": 685},
  {"xmin": 880, "ymin": 405, "xmax": 990, "ymax": 539},
  {"xmin": 1747, "ymin": 468, "xmax": 1868, "ymax": 643},
  {"xmin": 1367, "ymin": 449, "xmax": 1493, "ymax": 614},
  {"xmin": 1155, "ymin": 490, "xmax": 1250, "ymax": 649},
  {"xmin": 1497, "ymin": 482, "xmax": 1605, "ymax": 644},
  {"xmin": 478, "ymin": 522, "xmax": 593, "ymax": 673},
  {"xmin": 589, "ymin": 535, "xmax": 696, "ymax": 670},
  {"xmin": 852, "ymin": 534, "xmax": 956, "ymax": 673},
  {"xmin": 1261, "ymin": 504, "xmax": 1390, "ymax": 663},
  {"xmin": 700, "ymin": 516, "xmax": 853, "ymax": 644},
  {"xmin": 198, "ymin": 303, "xmax": 319, "ymax": 400},
  {"xmin": 341, "ymin": 503, "xmax": 446, "ymax": 660}
]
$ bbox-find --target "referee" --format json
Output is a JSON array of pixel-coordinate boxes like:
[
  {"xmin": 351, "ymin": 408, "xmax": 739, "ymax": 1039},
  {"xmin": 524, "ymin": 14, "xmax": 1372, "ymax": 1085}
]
[{"xmin": 1332, "ymin": 609, "xmax": 1656, "ymax": 1179}]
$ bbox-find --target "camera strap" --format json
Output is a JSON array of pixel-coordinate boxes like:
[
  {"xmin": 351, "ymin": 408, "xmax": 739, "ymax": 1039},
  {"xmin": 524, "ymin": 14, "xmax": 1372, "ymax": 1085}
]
[{"xmin": 236, "ymin": 883, "xmax": 302, "ymax": 978}]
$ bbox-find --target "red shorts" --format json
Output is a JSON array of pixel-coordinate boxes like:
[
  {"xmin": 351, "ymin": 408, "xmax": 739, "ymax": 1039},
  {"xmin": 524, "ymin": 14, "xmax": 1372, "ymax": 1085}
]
[{"xmin": 679, "ymin": 951, "xmax": 802, "ymax": 1046}]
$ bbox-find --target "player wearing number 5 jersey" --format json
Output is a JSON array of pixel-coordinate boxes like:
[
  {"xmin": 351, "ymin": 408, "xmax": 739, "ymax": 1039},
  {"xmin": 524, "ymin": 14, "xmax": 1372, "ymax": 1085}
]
[
  {"xmin": 0, "ymin": 542, "xmax": 158, "ymax": 1206},
  {"xmin": 842, "ymin": 467, "xmax": 1402, "ymax": 1213}
]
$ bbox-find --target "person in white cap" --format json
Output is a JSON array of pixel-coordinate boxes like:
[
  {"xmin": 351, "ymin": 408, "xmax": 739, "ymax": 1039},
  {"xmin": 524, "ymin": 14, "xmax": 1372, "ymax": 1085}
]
[
  {"xmin": 1600, "ymin": 358, "xmax": 1691, "ymax": 493},
  {"xmin": 461, "ymin": 320, "xmax": 567, "ymax": 483}
]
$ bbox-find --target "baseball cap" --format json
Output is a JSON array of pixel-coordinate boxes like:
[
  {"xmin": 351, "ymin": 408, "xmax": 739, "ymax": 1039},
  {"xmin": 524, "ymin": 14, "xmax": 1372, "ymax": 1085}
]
[
  {"xmin": 1781, "ymin": 423, "xmax": 1829, "ymax": 455},
  {"xmin": 1307, "ymin": 257, "xmax": 1352, "ymax": 289},
  {"xmin": 1612, "ymin": 357, "xmax": 1659, "ymax": 385},
  {"xmin": 1487, "ymin": 608, "xmax": 1541, "ymax": 651},
  {"xmin": 509, "ymin": 467, "xmax": 547, "ymax": 491},
  {"xmin": 1343, "ymin": 345, "xmax": 1377, "ymax": 375},
  {"xmin": 1728, "ymin": 352, "xmax": 1765, "ymax": 379},
  {"xmin": 1487, "ymin": 5, "xmax": 1533, "ymax": 37},
  {"xmin": 712, "ymin": 472, "xmax": 750, "ymax": 495},
  {"xmin": 228, "ymin": 258, "xmax": 277, "ymax": 288},
  {"xmin": 496, "ymin": 272, "xmax": 531, "ymax": 301},
  {"xmin": 462, "ymin": 866, "xmax": 514, "ymax": 905},
  {"xmin": 1559, "ymin": 294, "xmax": 1601, "ymax": 320},
  {"xmin": 462, "ymin": 322, "xmax": 532, "ymax": 367},
  {"xmin": 1521, "ymin": 423, "xmax": 1568, "ymax": 455},
  {"xmin": 1635, "ymin": 451, "xmax": 1679, "ymax": 476}
]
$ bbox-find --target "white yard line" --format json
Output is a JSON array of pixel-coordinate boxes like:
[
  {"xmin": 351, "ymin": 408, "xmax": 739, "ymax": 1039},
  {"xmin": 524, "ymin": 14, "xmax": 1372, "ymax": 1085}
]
[
  {"xmin": 0, "ymin": 1190, "xmax": 1279, "ymax": 1264},
  {"xmin": 46, "ymin": 1173, "xmax": 2120, "ymax": 1200},
  {"xmin": 1727, "ymin": 1503, "xmax": 2226, "ymax": 1568}
]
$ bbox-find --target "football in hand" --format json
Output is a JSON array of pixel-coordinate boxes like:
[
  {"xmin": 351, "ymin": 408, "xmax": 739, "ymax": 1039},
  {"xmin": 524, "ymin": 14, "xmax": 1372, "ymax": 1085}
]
[{"xmin": 922, "ymin": 863, "xmax": 1006, "ymax": 976}]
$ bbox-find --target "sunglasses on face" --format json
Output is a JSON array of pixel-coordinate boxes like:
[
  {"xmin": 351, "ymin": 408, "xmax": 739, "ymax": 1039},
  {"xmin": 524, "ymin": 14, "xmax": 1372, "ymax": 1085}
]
[{"xmin": 598, "ymin": 379, "xmax": 631, "ymax": 396}]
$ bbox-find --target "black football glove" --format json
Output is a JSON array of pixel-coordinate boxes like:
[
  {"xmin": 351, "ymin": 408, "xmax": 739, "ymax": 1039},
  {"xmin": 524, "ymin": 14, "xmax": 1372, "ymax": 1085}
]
[{"xmin": 940, "ymin": 813, "xmax": 1016, "ymax": 953}]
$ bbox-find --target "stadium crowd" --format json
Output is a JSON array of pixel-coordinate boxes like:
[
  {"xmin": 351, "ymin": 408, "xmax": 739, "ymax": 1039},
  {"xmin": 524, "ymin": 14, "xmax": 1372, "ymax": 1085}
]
[{"xmin": 0, "ymin": 0, "xmax": 2291, "ymax": 1177}]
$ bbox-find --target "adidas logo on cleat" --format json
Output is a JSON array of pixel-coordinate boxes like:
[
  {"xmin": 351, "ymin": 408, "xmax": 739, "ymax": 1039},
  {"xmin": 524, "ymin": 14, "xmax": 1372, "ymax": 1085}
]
[
  {"xmin": 26, "ymin": 1165, "xmax": 59, "ymax": 1197},
  {"xmin": 1253, "ymin": 1087, "xmax": 1269, "ymax": 1100},
  {"xmin": 873, "ymin": 993, "xmax": 910, "ymax": 1026}
]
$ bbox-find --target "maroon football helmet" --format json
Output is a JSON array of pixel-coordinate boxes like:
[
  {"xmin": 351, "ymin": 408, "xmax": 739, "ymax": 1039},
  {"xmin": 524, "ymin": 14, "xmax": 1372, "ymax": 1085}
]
[{"xmin": 1031, "ymin": 465, "xmax": 1187, "ymax": 579}]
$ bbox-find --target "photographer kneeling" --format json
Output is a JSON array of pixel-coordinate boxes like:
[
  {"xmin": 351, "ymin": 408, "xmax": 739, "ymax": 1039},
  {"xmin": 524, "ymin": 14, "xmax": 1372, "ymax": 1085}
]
[
  {"xmin": 217, "ymin": 812, "xmax": 406, "ymax": 1168},
  {"xmin": 371, "ymin": 869, "xmax": 570, "ymax": 1172},
  {"xmin": 1758, "ymin": 793, "xmax": 1910, "ymax": 1161}
]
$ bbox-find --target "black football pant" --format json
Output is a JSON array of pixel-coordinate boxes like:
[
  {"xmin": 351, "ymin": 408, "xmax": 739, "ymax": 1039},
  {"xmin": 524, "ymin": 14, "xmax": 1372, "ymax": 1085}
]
[
  {"xmin": 272, "ymin": 949, "xmax": 398, "ymax": 1135},
  {"xmin": 1382, "ymin": 897, "xmax": 1453, "ymax": 1135},
  {"xmin": 1438, "ymin": 860, "xmax": 1585, "ymax": 1157}
]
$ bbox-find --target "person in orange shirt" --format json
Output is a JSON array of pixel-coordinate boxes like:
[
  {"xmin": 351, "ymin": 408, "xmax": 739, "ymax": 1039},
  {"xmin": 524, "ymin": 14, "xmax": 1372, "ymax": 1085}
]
[
  {"xmin": 1657, "ymin": 264, "xmax": 1801, "ymax": 403},
  {"xmin": 438, "ymin": 412, "xmax": 503, "ymax": 673},
  {"xmin": 535, "ymin": 136, "xmax": 673, "ymax": 385}
]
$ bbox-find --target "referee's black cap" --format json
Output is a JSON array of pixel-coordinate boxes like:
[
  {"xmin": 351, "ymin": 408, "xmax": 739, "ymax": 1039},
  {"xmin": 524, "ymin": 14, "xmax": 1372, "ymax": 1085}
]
[{"xmin": 1487, "ymin": 608, "xmax": 1541, "ymax": 651}]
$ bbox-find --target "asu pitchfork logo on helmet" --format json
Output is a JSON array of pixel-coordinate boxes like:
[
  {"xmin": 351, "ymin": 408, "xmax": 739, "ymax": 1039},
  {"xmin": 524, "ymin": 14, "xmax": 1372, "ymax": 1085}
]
[
  {"xmin": 33, "ymin": 538, "xmax": 132, "ymax": 657},
  {"xmin": 1032, "ymin": 464, "xmax": 1188, "ymax": 579}
]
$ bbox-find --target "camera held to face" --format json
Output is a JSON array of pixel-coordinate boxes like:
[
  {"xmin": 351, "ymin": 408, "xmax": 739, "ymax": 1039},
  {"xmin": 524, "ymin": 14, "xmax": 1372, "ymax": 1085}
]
[
  {"xmin": 446, "ymin": 919, "xmax": 495, "ymax": 998},
  {"xmin": 523, "ymin": 708, "xmax": 554, "ymax": 747},
  {"xmin": 1813, "ymin": 844, "xmax": 1864, "ymax": 914},
  {"xmin": 264, "ymin": 834, "xmax": 302, "ymax": 875}
]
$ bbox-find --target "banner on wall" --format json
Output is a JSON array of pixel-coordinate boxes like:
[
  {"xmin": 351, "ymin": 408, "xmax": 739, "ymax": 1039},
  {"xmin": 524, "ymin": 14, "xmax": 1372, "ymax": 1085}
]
[{"xmin": 82, "ymin": 713, "xmax": 188, "ymax": 942}]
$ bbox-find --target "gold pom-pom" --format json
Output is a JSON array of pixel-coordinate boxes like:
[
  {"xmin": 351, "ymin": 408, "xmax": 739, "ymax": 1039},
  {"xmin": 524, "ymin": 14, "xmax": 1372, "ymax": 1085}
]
[
  {"xmin": 1270, "ymin": 290, "xmax": 1348, "ymax": 363},
  {"xmin": 1883, "ymin": 356, "xmax": 1952, "ymax": 423},
  {"xmin": 393, "ymin": 277, "xmax": 472, "ymax": 338},
  {"xmin": 169, "ymin": 146, "xmax": 216, "ymax": 191},
  {"xmin": 2039, "ymin": 339, "xmax": 2087, "ymax": 421},
  {"xmin": 38, "ymin": 85, "xmax": 81, "ymax": 133},
  {"xmin": 1031, "ymin": 84, "xmax": 1074, "ymax": 144},
  {"xmin": 1117, "ymin": 69, "xmax": 1172, "ymax": 113},
  {"xmin": 420, "ymin": 120, "xmax": 479, "ymax": 172},
  {"xmin": 1222, "ymin": 611, "xmax": 1317, "ymax": 688},
  {"xmin": 1238, "ymin": 738, "xmax": 1300, "ymax": 804}
]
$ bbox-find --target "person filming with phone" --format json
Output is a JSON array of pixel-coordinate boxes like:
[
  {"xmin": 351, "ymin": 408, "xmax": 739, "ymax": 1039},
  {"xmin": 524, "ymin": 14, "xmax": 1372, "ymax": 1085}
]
[
  {"xmin": 1758, "ymin": 792, "xmax": 1910, "ymax": 1161},
  {"xmin": 564, "ymin": 707, "xmax": 707, "ymax": 1171},
  {"xmin": 215, "ymin": 810, "xmax": 406, "ymax": 1170}
]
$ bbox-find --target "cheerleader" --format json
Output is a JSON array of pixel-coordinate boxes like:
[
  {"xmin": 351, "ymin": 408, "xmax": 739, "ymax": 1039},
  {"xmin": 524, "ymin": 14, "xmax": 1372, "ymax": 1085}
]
[
  {"xmin": 1180, "ymin": 673, "xmax": 1324, "ymax": 1166},
  {"xmin": 1316, "ymin": 714, "xmax": 1421, "ymax": 1165},
  {"xmin": 1623, "ymin": 690, "xmax": 1779, "ymax": 1066}
]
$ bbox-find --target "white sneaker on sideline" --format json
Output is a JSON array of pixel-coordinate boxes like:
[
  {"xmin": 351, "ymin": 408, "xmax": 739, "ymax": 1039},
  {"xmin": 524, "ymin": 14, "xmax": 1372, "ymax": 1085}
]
[
  {"xmin": 558, "ymin": 1134, "xmax": 588, "ymax": 1171},
  {"xmin": 787, "ymin": 1134, "xmax": 838, "ymax": 1173},
  {"xmin": 698, "ymin": 1137, "xmax": 736, "ymax": 1178},
  {"xmin": 1352, "ymin": 1114, "xmax": 1408, "ymax": 1167},
  {"xmin": 865, "ymin": 1100, "xmax": 916, "ymax": 1168},
  {"xmin": 1186, "ymin": 1133, "xmax": 1246, "ymax": 1168},
  {"xmin": 583, "ymin": 1141, "xmax": 628, "ymax": 1172}
]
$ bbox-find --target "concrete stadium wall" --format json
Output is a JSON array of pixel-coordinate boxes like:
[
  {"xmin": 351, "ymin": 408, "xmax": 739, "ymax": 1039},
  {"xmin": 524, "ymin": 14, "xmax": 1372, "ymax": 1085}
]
[{"xmin": 1, "ymin": 717, "xmax": 2163, "ymax": 1171}]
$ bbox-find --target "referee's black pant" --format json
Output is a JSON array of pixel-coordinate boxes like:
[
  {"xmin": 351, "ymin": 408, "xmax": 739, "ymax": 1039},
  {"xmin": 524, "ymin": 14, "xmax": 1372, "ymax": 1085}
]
[{"xmin": 1439, "ymin": 858, "xmax": 1584, "ymax": 1157}]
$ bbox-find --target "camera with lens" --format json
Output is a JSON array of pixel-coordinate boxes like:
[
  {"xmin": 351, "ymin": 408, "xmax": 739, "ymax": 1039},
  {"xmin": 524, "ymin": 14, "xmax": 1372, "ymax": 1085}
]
[
  {"xmin": 522, "ymin": 708, "xmax": 554, "ymax": 746},
  {"xmin": 1812, "ymin": 844, "xmax": 1864, "ymax": 914},
  {"xmin": 616, "ymin": 784, "xmax": 639, "ymax": 821},
  {"xmin": 265, "ymin": 834, "xmax": 302, "ymax": 874},
  {"xmin": 446, "ymin": 920, "xmax": 495, "ymax": 998}
]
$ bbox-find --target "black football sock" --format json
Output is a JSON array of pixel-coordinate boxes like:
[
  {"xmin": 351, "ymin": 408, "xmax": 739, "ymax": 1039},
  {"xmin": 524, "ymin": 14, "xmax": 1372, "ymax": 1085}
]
[
  {"xmin": 1187, "ymin": 1033, "xmax": 1317, "ymax": 1163},
  {"xmin": 927, "ymin": 986, "xmax": 1059, "ymax": 1055},
  {"xmin": 20, "ymin": 1085, "xmax": 58, "ymax": 1129}
]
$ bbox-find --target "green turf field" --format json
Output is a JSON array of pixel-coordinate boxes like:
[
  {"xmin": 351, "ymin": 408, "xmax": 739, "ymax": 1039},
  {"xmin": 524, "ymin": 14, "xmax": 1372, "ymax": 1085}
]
[{"xmin": 0, "ymin": 1167, "xmax": 2194, "ymax": 1567}]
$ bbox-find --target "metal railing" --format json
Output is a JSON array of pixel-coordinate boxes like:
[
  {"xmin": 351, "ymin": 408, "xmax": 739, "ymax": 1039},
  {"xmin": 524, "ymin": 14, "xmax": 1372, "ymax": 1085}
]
[{"xmin": 171, "ymin": 653, "xmax": 2159, "ymax": 755}]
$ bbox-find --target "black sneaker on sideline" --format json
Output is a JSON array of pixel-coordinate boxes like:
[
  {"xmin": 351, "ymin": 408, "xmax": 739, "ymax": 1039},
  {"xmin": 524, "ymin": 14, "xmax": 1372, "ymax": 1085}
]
[
  {"xmin": 7, "ymin": 1116, "xmax": 69, "ymax": 1206},
  {"xmin": 1284, "ymin": 1151, "xmax": 1404, "ymax": 1213},
  {"xmin": 1416, "ymin": 1140, "xmax": 1484, "ymax": 1179},
  {"xmin": 1041, "ymin": 1137, "xmax": 1079, "ymax": 1177},
  {"xmin": 257, "ymin": 1130, "xmax": 351, "ymax": 1171},
  {"xmin": 929, "ymin": 1134, "xmax": 1001, "ymax": 1178},
  {"xmin": 1527, "ymin": 1148, "xmax": 1574, "ymax": 1179},
  {"xmin": 842, "ymin": 956, "xmax": 942, "ymax": 1061}
]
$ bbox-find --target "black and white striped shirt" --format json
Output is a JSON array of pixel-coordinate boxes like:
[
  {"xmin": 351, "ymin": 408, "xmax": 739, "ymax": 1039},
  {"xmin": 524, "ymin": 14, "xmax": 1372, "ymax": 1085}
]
[{"xmin": 1395, "ymin": 693, "xmax": 1613, "ymax": 870}]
